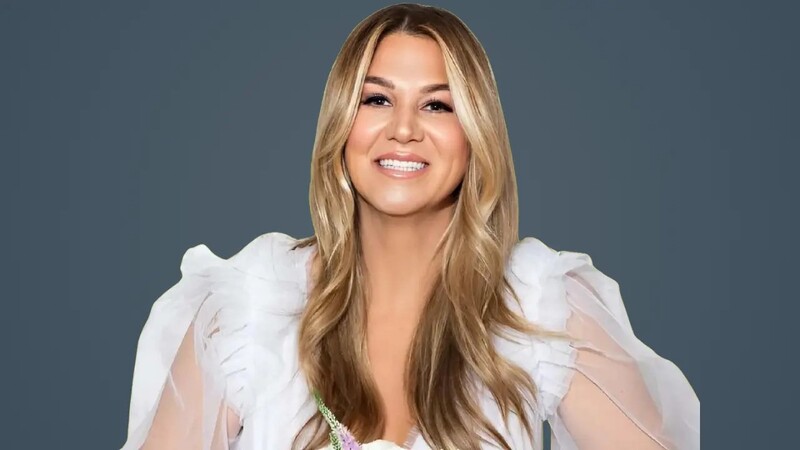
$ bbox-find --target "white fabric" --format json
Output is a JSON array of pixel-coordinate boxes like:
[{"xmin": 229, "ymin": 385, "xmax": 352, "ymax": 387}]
[
  {"xmin": 501, "ymin": 238, "xmax": 700, "ymax": 450},
  {"xmin": 320, "ymin": 441, "xmax": 403, "ymax": 450},
  {"xmin": 120, "ymin": 232, "xmax": 699, "ymax": 450}
]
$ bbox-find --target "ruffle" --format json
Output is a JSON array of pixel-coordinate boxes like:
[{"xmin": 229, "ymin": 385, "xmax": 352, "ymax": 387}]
[
  {"xmin": 499, "ymin": 237, "xmax": 593, "ymax": 420},
  {"xmin": 126, "ymin": 232, "xmax": 315, "ymax": 439},
  {"xmin": 124, "ymin": 232, "xmax": 697, "ymax": 449}
]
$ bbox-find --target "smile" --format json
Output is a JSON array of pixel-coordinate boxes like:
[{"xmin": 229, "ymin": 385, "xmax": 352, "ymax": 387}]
[
  {"xmin": 377, "ymin": 159, "xmax": 428, "ymax": 171},
  {"xmin": 374, "ymin": 159, "xmax": 429, "ymax": 178}
]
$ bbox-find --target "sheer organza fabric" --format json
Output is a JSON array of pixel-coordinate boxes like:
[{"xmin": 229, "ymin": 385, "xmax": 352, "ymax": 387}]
[{"xmin": 120, "ymin": 232, "xmax": 699, "ymax": 450}]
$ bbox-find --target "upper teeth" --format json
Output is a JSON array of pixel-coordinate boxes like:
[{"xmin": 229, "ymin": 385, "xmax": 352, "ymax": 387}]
[{"xmin": 378, "ymin": 159, "xmax": 427, "ymax": 171}]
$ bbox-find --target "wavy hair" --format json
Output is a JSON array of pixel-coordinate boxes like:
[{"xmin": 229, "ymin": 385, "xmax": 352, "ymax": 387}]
[{"xmin": 292, "ymin": 3, "xmax": 568, "ymax": 449}]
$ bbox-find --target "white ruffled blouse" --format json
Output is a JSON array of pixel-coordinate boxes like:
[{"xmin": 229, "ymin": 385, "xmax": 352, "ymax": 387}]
[{"xmin": 120, "ymin": 232, "xmax": 699, "ymax": 450}]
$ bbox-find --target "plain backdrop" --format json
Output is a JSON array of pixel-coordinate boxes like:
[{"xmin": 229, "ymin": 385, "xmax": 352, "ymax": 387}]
[{"xmin": 3, "ymin": 1, "xmax": 797, "ymax": 449}]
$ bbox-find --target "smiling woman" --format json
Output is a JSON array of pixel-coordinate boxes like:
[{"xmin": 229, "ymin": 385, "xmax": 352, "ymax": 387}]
[
  {"xmin": 344, "ymin": 33, "xmax": 469, "ymax": 217},
  {"xmin": 345, "ymin": 33, "xmax": 469, "ymax": 219},
  {"xmin": 119, "ymin": 3, "xmax": 699, "ymax": 450}
]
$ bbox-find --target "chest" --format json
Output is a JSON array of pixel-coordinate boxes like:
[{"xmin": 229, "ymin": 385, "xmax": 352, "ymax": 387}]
[{"xmin": 366, "ymin": 308, "xmax": 418, "ymax": 444}]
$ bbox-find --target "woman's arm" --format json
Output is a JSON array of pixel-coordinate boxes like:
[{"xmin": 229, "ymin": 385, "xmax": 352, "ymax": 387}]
[
  {"xmin": 139, "ymin": 324, "xmax": 242, "ymax": 450},
  {"xmin": 542, "ymin": 264, "xmax": 699, "ymax": 450},
  {"xmin": 553, "ymin": 296, "xmax": 669, "ymax": 450}
]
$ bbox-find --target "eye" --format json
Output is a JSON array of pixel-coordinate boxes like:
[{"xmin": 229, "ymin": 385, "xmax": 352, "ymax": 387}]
[
  {"xmin": 361, "ymin": 94, "xmax": 391, "ymax": 107},
  {"xmin": 424, "ymin": 98, "xmax": 454, "ymax": 113}
]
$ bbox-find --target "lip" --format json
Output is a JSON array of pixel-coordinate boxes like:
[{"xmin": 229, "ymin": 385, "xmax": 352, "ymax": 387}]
[{"xmin": 373, "ymin": 151, "xmax": 429, "ymax": 164}]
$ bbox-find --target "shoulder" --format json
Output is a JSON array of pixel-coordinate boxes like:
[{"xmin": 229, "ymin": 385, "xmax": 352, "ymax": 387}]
[
  {"xmin": 179, "ymin": 231, "xmax": 313, "ymax": 283},
  {"xmin": 507, "ymin": 236, "xmax": 595, "ymax": 288},
  {"xmin": 499, "ymin": 236, "xmax": 639, "ymax": 417},
  {"xmin": 504, "ymin": 236, "xmax": 593, "ymax": 326},
  {"xmin": 508, "ymin": 236, "xmax": 631, "ymax": 331},
  {"xmin": 145, "ymin": 231, "xmax": 313, "ymax": 327},
  {"xmin": 499, "ymin": 236, "xmax": 604, "ymax": 417},
  {"xmin": 146, "ymin": 231, "xmax": 312, "ymax": 417}
]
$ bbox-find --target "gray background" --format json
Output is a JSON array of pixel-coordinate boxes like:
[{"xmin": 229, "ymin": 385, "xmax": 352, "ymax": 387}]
[{"xmin": 3, "ymin": 1, "xmax": 796, "ymax": 449}]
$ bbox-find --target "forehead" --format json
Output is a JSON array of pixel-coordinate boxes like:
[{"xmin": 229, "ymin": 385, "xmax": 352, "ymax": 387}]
[{"xmin": 367, "ymin": 33, "xmax": 448, "ymax": 85}]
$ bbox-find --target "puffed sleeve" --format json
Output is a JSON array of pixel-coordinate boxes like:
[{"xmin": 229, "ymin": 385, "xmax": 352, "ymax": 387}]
[
  {"xmin": 507, "ymin": 238, "xmax": 700, "ymax": 450},
  {"xmin": 120, "ymin": 237, "xmax": 267, "ymax": 450}
]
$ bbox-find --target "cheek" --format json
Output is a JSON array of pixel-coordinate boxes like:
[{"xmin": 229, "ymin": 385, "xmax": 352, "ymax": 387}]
[
  {"xmin": 432, "ymin": 122, "xmax": 470, "ymax": 179},
  {"xmin": 344, "ymin": 120, "xmax": 369, "ymax": 177},
  {"xmin": 344, "ymin": 114, "xmax": 383, "ymax": 195},
  {"xmin": 346, "ymin": 110, "xmax": 388, "ymax": 154},
  {"xmin": 453, "ymin": 133, "xmax": 470, "ymax": 172},
  {"xmin": 345, "ymin": 116, "xmax": 372, "ymax": 157}
]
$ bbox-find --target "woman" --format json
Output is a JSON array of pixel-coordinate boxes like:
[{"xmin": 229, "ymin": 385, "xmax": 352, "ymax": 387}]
[{"xmin": 120, "ymin": 3, "xmax": 699, "ymax": 450}]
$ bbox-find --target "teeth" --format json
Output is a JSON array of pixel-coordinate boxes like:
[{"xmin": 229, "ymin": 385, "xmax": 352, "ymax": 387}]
[{"xmin": 378, "ymin": 159, "xmax": 428, "ymax": 171}]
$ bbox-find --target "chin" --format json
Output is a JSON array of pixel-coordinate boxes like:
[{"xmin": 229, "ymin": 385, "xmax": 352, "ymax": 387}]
[
  {"xmin": 362, "ymin": 195, "xmax": 428, "ymax": 217},
  {"xmin": 369, "ymin": 202, "xmax": 424, "ymax": 217}
]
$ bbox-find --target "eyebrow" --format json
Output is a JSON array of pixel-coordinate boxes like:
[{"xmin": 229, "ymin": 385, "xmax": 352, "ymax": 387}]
[{"xmin": 364, "ymin": 75, "xmax": 449, "ymax": 94}]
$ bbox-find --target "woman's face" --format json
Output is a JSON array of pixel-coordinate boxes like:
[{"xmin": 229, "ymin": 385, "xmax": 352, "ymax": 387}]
[{"xmin": 344, "ymin": 33, "xmax": 469, "ymax": 218}]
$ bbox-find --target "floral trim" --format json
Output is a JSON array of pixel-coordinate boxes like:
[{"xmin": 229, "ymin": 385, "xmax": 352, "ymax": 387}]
[{"xmin": 313, "ymin": 390, "xmax": 363, "ymax": 450}]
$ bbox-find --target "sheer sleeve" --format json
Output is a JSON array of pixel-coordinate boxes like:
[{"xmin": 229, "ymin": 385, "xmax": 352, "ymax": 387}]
[
  {"xmin": 541, "ymin": 247, "xmax": 699, "ymax": 450},
  {"xmin": 505, "ymin": 238, "xmax": 700, "ymax": 450},
  {"xmin": 120, "ymin": 242, "xmax": 261, "ymax": 450},
  {"xmin": 131, "ymin": 322, "xmax": 241, "ymax": 449}
]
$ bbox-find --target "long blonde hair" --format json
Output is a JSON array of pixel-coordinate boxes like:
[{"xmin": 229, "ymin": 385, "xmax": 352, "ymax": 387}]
[{"xmin": 292, "ymin": 3, "xmax": 566, "ymax": 449}]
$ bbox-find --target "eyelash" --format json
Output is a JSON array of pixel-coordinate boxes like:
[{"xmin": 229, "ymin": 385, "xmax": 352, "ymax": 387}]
[{"xmin": 361, "ymin": 93, "xmax": 454, "ymax": 113}]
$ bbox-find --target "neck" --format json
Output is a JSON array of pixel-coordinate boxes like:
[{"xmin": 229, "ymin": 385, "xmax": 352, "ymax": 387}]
[{"xmin": 357, "ymin": 200, "xmax": 455, "ymax": 312}]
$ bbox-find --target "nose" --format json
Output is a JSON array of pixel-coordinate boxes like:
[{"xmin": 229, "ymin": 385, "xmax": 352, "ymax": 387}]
[{"xmin": 385, "ymin": 104, "xmax": 423, "ymax": 144}]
